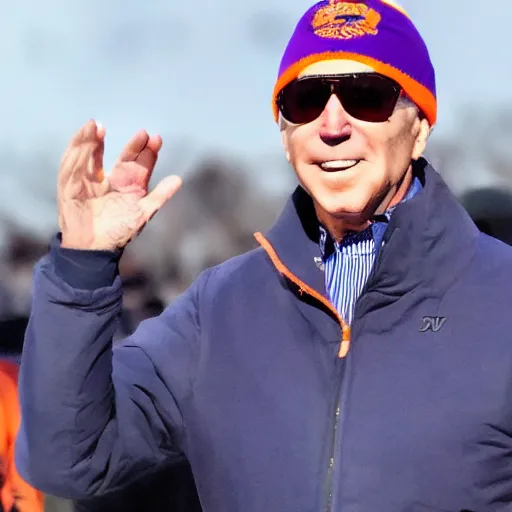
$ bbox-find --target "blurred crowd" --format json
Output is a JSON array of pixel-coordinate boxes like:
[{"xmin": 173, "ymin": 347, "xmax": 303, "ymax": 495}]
[{"xmin": 1, "ymin": 154, "xmax": 512, "ymax": 511}]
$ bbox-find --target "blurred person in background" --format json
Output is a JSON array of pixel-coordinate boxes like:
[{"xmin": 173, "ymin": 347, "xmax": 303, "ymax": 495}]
[
  {"xmin": 0, "ymin": 319, "xmax": 43, "ymax": 512},
  {"xmin": 14, "ymin": 1, "xmax": 512, "ymax": 511},
  {"xmin": 115, "ymin": 266, "xmax": 165, "ymax": 342},
  {"xmin": 1, "ymin": 235, "xmax": 48, "ymax": 319},
  {"xmin": 461, "ymin": 187, "xmax": 512, "ymax": 246}
]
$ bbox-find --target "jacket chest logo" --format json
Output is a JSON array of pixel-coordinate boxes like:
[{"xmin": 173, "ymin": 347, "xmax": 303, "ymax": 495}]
[{"xmin": 419, "ymin": 316, "xmax": 447, "ymax": 333}]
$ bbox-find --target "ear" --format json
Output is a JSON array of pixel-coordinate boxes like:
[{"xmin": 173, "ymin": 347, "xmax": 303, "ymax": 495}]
[
  {"xmin": 279, "ymin": 115, "xmax": 291, "ymax": 163},
  {"xmin": 411, "ymin": 117, "xmax": 430, "ymax": 161}
]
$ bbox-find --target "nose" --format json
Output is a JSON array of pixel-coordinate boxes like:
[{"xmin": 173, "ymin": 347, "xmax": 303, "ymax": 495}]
[{"xmin": 318, "ymin": 94, "xmax": 352, "ymax": 147}]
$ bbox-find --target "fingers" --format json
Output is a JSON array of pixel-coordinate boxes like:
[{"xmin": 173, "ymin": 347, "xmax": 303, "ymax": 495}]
[
  {"xmin": 91, "ymin": 129, "xmax": 105, "ymax": 182},
  {"xmin": 58, "ymin": 121, "xmax": 164, "ymax": 204},
  {"xmin": 133, "ymin": 135, "xmax": 163, "ymax": 188},
  {"xmin": 116, "ymin": 130, "xmax": 150, "ymax": 162},
  {"xmin": 59, "ymin": 120, "xmax": 106, "ymax": 194},
  {"xmin": 116, "ymin": 131, "xmax": 162, "ymax": 165},
  {"xmin": 111, "ymin": 132, "xmax": 163, "ymax": 191},
  {"xmin": 68, "ymin": 119, "xmax": 104, "ymax": 148},
  {"xmin": 139, "ymin": 175, "xmax": 182, "ymax": 220}
]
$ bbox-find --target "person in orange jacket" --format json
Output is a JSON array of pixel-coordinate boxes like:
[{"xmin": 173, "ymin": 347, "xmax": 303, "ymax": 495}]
[{"xmin": 0, "ymin": 358, "xmax": 43, "ymax": 512}]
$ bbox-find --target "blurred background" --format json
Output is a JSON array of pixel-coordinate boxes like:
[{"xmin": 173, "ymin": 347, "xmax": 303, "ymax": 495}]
[{"xmin": 1, "ymin": 0, "xmax": 511, "ymax": 510}]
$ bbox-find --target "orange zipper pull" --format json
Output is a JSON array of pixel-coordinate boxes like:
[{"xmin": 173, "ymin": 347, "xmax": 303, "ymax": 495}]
[{"xmin": 338, "ymin": 325, "xmax": 351, "ymax": 358}]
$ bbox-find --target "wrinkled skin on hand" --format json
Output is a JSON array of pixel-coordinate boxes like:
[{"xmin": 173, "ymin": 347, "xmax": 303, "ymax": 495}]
[{"xmin": 57, "ymin": 120, "xmax": 182, "ymax": 251}]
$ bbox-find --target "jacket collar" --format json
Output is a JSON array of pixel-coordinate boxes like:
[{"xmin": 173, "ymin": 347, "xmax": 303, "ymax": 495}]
[
  {"xmin": 319, "ymin": 175, "xmax": 423, "ymax": 260},
  {"xmin": 261, "ymin": 158, "xmax": 479, "ymax": 300}
]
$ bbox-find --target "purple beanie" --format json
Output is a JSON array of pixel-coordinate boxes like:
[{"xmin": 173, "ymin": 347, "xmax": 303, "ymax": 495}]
[{"xmin": 272, "ymin": 0, "xmax": 437, "ymax": 125}]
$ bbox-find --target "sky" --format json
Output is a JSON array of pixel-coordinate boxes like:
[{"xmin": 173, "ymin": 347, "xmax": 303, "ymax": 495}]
[{"xmin": 0, "ymin": 0, "xmax": 511, "ymax": 234}]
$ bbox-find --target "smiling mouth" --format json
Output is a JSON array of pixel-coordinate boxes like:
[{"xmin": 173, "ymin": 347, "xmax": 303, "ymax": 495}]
[{"xmin": 319, "ymin": 160, "xmax": 360, "ymax": 172}]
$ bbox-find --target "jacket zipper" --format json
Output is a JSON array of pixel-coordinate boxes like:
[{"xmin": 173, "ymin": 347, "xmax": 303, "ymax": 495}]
[
  {"xmin": 324, "ymin": 242, "xmax": 386, "ymax": 511},
  {"xmin": 324, "ymin": 398, "xmax": 342, "ymax": 512},
  {"xmin": 253, "ymin": 232, "xmax": 352, "ymax": 512},
  {"xmin": 255, "ymin": 225, "xmax": 388, "ymax": 510}
]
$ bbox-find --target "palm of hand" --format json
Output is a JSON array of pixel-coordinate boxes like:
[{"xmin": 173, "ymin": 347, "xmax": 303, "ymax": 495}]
[{"xmin": 57, "ymin": 120, "xmax": 181, "ymax": 251}]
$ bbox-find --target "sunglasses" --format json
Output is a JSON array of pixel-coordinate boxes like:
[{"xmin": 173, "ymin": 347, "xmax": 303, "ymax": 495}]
[{"xmin": 277, "ymin": 73, "xmax": 402, "ymax": 125}]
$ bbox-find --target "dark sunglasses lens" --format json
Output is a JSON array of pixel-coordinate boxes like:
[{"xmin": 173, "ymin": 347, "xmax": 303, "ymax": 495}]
[
  {"xmin": 341, "ymin": 75, "xmax": 400, "ymax": 122},
  {"xmin": 279, "ymin": 79, "xmax": 331, "ymax": 124}
]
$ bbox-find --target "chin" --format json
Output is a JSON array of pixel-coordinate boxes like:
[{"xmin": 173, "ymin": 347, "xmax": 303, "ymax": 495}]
[{"xmin": 311, "ymin": 185, "xmax": 369, "ymax": 218}]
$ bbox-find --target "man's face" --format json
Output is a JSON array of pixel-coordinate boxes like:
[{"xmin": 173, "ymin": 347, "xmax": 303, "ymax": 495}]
[{"xmin": 280, "ymin": 60, "xmax": 430, "ymax": 228}]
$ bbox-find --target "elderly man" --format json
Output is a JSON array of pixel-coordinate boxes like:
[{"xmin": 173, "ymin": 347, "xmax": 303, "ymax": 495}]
[{"xmin": 15, "ymin": 1, "xmax": 512, "ymax": 511}]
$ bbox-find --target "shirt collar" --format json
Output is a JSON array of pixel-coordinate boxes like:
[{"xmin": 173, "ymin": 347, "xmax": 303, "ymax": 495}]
[{"xmin": 319, "ymin": 175, "xmax": 423, "ymax": 259}]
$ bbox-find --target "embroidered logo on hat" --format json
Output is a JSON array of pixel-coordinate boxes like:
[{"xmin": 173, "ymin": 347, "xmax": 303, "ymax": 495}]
[{"xmin": 312, "ymin": 0, "xmax": 381, "ymax": 40}]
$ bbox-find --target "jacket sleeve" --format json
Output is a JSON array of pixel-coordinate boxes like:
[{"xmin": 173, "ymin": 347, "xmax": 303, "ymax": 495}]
[{"xmin": 15, "ymin": 240, "xmax": 207, "ymax": 500}]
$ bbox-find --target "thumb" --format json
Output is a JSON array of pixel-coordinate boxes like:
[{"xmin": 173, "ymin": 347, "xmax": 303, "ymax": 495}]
[{"xmin": 139, "ymin": 175, "xmax": 182, "ymax": 220}]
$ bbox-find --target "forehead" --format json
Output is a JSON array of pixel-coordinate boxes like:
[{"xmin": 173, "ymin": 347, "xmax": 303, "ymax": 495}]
[{"xmin": 298, "ymin": 59, "xmax": 375, "ymax": 78}]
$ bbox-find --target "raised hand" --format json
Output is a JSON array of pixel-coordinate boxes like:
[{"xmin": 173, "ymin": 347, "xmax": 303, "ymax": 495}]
[{"xmin": 57, "ymin": 120, "xmax": 182, "ymax": 251}]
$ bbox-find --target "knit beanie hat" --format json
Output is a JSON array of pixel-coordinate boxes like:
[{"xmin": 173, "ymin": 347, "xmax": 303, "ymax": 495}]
[{"xmin": 272, "ymin": 0, "xmax": 436, "ymax": 125}]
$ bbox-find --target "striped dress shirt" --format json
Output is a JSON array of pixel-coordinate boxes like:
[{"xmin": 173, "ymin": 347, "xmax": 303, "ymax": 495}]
[{"xmin": 319, "ymin": 177, "xmax": 422, "ymax": 325}]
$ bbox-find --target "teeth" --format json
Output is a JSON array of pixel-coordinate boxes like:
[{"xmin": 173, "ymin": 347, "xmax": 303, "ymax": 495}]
[{"xmin": 320, "ymin": 160, "xmax": 358, "ymax": 170}]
